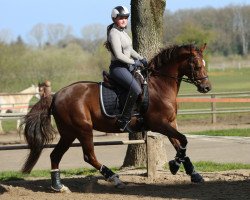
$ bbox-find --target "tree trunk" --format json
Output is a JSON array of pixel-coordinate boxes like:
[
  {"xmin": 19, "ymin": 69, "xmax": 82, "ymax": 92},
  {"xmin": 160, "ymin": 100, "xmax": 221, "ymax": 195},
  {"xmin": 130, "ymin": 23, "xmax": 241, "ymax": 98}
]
[{"xmin": 122, "ymin": 0, "xmax": 167, "ymax": 169}]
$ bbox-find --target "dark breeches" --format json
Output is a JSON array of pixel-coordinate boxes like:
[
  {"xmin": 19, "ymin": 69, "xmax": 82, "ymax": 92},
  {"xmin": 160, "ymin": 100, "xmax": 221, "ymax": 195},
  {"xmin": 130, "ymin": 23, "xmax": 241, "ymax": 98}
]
[{"xmin": 110, "ymin": 66, "xmax": 142, "ymax": 95}]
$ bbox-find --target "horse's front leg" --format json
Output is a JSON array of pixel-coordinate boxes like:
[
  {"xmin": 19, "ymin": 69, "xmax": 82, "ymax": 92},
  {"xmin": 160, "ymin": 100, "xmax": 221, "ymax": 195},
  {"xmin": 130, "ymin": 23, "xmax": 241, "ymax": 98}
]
[
  {"xmin": 164, "ymin": 122, "xmax": 204, "ymax": 183},
  {"xmin": 168, "ymin": 137, "xmax": 204, "ymax": 183}
]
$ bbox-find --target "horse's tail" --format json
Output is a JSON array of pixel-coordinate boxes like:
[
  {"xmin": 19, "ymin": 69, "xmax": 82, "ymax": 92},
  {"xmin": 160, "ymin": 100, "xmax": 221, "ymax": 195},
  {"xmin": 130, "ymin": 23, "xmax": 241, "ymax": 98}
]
[{"xmin": 20, "ymin": 94, "xmax": 56, "ymax": 173}]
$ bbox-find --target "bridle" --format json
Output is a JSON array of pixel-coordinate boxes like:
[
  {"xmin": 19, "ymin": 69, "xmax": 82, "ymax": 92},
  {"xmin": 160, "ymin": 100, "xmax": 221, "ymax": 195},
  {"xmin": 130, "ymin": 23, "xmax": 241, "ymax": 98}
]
[{"xmin": 181, "ymin": 55, "xmax": 208, "ymax": 86}]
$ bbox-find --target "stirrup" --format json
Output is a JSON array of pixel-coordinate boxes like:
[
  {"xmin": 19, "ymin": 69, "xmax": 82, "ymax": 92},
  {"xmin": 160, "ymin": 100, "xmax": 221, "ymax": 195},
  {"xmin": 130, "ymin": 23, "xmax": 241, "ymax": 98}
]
[
  {"xmin": 123, "ymin": 124, "xmax": 134, "ymax": 134},
  {"xmin": 117, "ymin": 119, "xmax": 134, "ymax": 134},
  {"xmin": 118, "ymin": 119, "xmax": 130, "ymax": 131}
]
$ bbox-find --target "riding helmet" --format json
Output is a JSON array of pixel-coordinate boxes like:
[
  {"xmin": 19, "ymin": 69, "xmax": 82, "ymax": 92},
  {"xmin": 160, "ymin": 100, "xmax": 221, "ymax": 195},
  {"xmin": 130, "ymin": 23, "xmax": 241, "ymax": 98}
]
[{"xmin": 111, "ymin": 6, "xmax": 130, "ymax": 20}]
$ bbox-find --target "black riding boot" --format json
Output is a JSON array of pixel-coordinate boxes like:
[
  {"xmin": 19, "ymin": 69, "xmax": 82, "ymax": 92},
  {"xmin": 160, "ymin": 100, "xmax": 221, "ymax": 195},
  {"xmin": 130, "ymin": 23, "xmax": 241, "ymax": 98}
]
[{"xmin": 117, "ymin": 90, "xmax": 138, "ymax": 133}]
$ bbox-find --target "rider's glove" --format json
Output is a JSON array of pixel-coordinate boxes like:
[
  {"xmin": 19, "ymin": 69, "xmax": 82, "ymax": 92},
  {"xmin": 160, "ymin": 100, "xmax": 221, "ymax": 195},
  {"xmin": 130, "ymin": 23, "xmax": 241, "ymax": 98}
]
[
  {"xmin": 129, "ymin": 60, "xmax": 143, "ymax": 72},
  {"xmin": 140, "ymin": 58, "xmax": 148, "ymax": 68},
  {"xmin": 134, "ymin": 59, "xmax": 143, "ymax": 68}
]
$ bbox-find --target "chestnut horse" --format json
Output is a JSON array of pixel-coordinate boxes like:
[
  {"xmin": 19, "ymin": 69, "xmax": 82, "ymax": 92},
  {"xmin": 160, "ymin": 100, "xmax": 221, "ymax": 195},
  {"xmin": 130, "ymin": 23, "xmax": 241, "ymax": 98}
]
[{"xmin": 21, "ymin": 44, "xmax": 211, "ymax": 192}]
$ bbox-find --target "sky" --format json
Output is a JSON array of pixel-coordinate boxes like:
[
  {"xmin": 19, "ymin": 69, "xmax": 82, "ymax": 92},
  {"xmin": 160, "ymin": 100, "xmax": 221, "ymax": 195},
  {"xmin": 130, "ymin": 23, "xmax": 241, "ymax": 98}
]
[{"xmin": 0, "ymin": 0, "xmax": 249, "ymax": 42}]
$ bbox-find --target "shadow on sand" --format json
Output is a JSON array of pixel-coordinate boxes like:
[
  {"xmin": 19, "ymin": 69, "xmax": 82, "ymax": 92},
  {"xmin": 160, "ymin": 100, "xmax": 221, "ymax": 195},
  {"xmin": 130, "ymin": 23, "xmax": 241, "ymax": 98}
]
[{"xmin": 0, "ymin": 173, "xmax": 250, "ymax": 199}]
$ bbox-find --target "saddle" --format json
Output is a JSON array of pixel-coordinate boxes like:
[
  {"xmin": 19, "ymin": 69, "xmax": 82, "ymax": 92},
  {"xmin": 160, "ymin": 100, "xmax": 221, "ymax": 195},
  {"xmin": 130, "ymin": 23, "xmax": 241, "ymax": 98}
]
[{"xmin": 100, "ymin": 70, "xmax": 149, "ymax": 118}]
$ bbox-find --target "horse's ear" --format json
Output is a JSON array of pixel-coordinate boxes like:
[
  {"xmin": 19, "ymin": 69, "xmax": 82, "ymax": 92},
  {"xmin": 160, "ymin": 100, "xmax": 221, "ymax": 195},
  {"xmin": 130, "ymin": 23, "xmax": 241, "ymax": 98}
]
[
  {"xmin": 200, "ymin": 43, "xmax": 207, "ymax": 53},
  {"xmin": 45, "ymin": 80, "xmax": 51, "ymax": 87}
]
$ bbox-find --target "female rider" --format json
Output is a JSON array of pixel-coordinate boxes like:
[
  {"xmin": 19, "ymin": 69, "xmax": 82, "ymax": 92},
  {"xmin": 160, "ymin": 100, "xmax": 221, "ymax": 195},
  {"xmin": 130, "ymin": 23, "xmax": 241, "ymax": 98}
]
[{"xmin": 105, "ymin": 6, "xmax": 147, "ymax": 133}]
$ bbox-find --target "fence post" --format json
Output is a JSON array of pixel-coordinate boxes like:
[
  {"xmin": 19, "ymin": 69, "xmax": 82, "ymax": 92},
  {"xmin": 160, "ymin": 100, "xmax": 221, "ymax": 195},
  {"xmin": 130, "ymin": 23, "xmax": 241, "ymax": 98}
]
[
  {"xmin": 211, "ymin": 94, "xmax": 216, "ymax": 123},
  {"xmin": 146, "ymin": 133, "xmax": 157, "ymax": 179}
]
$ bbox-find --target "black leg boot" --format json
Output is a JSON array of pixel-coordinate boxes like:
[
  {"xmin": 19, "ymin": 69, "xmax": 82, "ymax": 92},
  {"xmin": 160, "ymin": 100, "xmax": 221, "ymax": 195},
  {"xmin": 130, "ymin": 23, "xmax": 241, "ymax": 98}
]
[
  {"xmin": 51, "ymin": 169, "xmax": 70, "ymax": 193},
  {"xmin": 169, "ymin": 146, "xmax": 187, "ymax": 175},
  {"xmin": 99, "ymin": 165, "xmax": 125, "ymax": 188},
  {"xmin": 117, "ymin": 90, "xmax": 138, "ymax": 133},
  {"xmin": 182, "ymin": 157, "xmax": 204, "ymax": 183}
]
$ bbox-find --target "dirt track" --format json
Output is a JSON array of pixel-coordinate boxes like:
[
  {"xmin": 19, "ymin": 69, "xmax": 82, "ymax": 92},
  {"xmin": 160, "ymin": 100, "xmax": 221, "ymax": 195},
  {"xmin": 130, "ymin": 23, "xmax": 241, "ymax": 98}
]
[
  {"xmin": 1, "ymin": 169, "xmax": 250, "ymax": 200},
  {"xmin": 0, "ymin": 117, "xmax": 250, "ymax": 199}
]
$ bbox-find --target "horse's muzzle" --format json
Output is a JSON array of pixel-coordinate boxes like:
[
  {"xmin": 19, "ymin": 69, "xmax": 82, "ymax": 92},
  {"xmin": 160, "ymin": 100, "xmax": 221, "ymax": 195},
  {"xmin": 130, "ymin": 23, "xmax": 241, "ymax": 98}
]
[{"xmin": 197, "ymin": 80, "xmax": 212, "ymax": 93}]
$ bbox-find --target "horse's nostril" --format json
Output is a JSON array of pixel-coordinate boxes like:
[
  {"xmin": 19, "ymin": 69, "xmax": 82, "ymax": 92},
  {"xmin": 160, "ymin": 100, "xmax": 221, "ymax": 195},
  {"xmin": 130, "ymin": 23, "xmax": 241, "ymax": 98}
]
[{"xmin": 206, "ymin": 85, "xmax": 211, "ymax": 92}]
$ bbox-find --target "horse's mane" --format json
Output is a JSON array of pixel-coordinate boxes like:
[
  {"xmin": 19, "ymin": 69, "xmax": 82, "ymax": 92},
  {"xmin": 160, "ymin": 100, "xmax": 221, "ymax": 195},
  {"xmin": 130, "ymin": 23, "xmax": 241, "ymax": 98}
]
[{"xmin": 149, "ymin": 44, "xmax": 199, "ymax": 70}]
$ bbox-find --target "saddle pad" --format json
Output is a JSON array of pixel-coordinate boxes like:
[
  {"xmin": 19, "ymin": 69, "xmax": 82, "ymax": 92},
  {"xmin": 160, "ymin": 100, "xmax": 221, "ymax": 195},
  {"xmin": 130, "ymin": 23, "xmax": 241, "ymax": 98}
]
[
  {"xmin": 99, "ymin": 82, "xmax": 149, "ymax": 118},
  {"xmin": 99, "ymin": 82, "xmax": 121, "ymax": 118}
]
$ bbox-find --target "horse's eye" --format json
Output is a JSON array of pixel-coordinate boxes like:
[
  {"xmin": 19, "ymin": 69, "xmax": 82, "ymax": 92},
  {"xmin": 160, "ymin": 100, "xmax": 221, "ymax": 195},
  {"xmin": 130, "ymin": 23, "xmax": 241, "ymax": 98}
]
[{"xmin": 194, "ymin": 66, "xmax": 200, "ymax": 71}]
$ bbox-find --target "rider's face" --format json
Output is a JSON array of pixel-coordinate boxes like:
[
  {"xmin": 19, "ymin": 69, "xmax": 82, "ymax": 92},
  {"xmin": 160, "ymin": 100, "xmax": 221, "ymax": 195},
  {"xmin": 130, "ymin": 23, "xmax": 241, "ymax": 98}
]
[{"xmin": 115, "ymin": 16, "xmax": 128, "ymax": 28}]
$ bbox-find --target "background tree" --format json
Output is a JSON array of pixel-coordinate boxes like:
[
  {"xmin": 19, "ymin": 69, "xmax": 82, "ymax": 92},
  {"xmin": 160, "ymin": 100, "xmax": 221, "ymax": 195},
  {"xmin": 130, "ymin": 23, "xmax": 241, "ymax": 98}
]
[
  {"xmin": 47, "ymin": 23, "xmax": 73, "ymax": 46},
  {"xmin": 122, "ymin": 0, "xmax": 167, "ymax": 168},
  {"xmin": 81, "ymin": 24, "xmax": 106, "ymax": 53},
  {"xmin": 29, "ymin": 23, "xmax": 45, "ymax": 48},
  {"xmin": 0, "ymin": 29, "xmax": 14, "ymax": 44},
  {"xmin": 233, "ymin": 6, "xmax": 249, "ymax": 56},
  {"xmin": 173, "ymin": 22, "xmax": 214, "ymax": 46}
]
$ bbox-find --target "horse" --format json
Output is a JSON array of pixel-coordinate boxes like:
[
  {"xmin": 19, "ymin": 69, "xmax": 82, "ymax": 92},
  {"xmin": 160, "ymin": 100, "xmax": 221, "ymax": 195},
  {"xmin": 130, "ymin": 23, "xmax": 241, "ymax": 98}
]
[
  {"xmin": 0, "ymin": 85, "xmax": 39, "ymax": 133},
  {"xmin": 20, "ymin": 43, "xmax": 211, "ymax": 192}
]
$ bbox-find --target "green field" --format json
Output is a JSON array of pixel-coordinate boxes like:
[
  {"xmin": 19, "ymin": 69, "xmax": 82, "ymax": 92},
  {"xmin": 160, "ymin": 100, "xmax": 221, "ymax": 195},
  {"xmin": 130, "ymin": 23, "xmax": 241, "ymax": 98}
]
[
  {"xmin": 177, "ymin": 68, "xmax": 250, "ymax": 121},
  {"xmin": 1, "ymin": 52, "xmax": 250, "ymax": 132},
  {"xmin": 179, "ymin": 68, "xmax": 250, "ymax": 94},
  {"xmin": 189, "ymin": 128, "xmax": 250, "ymax": 137}
]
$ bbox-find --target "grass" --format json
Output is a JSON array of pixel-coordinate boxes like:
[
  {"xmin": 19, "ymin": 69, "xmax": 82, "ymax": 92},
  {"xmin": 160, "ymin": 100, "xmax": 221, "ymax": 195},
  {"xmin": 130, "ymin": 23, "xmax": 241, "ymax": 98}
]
[
  {"xmin": 179, "ymin": 68, "xmax": 250, "ymax": 94},
  {"xmin": 193, "ymin": 161, "xmax": 250, "ymax": 172},
  {"xmin": 1, "ymin": 162, "xmax": 250, "ymax": 181},
  {"xmin": 188, "ymin": 128, "xmax": 250, "ymax": 137},
  {"xmin": 164, "ymin": 161, "xmax": 250, "ymax": 172},
  {"xmin": 0, "ymin": 167, "xmax": 118, "ymax": 181}
]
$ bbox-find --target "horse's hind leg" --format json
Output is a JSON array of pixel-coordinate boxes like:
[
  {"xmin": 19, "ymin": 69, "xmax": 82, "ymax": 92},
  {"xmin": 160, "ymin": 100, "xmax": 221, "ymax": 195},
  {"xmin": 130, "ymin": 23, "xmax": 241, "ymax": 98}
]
[
  {"xmin": 50, "ymin": 134, "xmax": 75, "ymax": 193},
  {"xmin": 77, "ymin": 131, "xmax": 125, "ymax": 188}
]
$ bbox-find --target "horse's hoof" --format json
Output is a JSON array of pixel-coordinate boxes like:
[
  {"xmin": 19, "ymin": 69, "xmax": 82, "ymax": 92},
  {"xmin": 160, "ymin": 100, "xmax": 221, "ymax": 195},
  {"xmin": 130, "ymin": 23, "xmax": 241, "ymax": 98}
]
[
  {"xmin": 169, "ymin": 160, "xmax": 181, "ymax": 175},
  {"xmin": 115, "ymin": 181, "xmax": 126, "ymax": 189},
  {"xmin": 108, "ymin": 174, "xmax": 126, "ymax": 189},
  {"xmin": 51, "ymin": 185, "xmax": 71, "ymax": 193},
  {"xmin": 191, "ymin": 173, "xmax": 204, "ymax": 183}
]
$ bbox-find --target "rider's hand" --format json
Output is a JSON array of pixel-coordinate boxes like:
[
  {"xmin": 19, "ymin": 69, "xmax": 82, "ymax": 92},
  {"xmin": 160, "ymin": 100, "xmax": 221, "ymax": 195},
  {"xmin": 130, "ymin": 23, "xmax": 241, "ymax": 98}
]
[
  {"xmin": 140, "ymin": 58, "xmax": 148, "ymax": 68},
  {"xmin": 134, "ymin": 59, "xmax": 143, "ymax": 68},
  {"xmin": 128, "ymin": 60, "xmax": 143, "ymax": 72}
]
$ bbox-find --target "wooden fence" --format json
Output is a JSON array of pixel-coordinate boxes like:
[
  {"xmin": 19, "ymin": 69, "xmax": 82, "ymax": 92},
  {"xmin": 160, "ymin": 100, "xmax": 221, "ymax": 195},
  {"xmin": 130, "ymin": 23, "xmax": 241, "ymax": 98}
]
[
  {"xmin": 177, "ymin": 91, "xmax": 250, "ymax": 123},
  {"xmin": 0, "ymin": 132, "xmax": 157, "ymax": 178},
  {"xmin": 1, "ymin": 91, "xmax": 250, "ymax": 123}
]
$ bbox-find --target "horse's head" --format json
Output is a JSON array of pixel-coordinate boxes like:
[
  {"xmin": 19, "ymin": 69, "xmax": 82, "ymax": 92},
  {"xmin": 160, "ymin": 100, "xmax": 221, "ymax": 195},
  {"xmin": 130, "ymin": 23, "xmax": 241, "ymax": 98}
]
[
  {"xmin": 38, "ymin": 80, "xmax": 52, "ymax": 98},
  {"xmin": 179, "ymin": 44, "xmax": 212, "ymax": 93},
  {"xmin": 149, "ymin": 43, "xmax": 211, "ymax": 93}
]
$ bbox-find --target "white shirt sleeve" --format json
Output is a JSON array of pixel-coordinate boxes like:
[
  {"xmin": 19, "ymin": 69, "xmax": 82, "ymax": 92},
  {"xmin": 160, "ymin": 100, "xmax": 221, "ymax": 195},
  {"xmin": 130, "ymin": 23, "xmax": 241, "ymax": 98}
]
[{"xmin": 109, "ymin": 30, "xmax": 135, "ymax": 64}]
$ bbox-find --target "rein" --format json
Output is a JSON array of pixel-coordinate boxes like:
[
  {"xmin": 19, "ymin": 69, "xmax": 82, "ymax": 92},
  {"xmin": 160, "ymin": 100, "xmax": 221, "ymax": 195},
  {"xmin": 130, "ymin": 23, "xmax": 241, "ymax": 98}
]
[{"xmin": 148, "ymin": 67, "xmax": 208, "ymax": 86}]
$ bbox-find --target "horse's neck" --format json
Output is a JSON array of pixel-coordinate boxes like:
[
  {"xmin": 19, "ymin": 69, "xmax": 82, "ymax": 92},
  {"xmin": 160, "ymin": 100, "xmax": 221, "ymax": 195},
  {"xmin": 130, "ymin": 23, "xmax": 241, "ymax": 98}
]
[
  {"xmin": 149, "ymin": 63, "xmax": 180, "ymax": 96},
  {"xmin": 148, "ymin": 76, "xmax": 179, "ymax": 99},
  {"xmin": 18, "ymin": 86, "xmax": 36, "ymax": 103}
]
